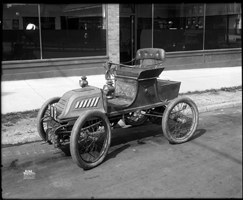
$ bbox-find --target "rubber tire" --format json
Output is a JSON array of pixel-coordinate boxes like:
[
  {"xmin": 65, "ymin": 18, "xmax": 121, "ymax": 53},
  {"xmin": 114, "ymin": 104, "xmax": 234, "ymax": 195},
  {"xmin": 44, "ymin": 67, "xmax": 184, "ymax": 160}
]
[
  {"xmin": 37, "ymin": 97, "xmax": 60, "ymax": 141},
  {"xmin": 70, "ymin": 110, "xmax": 111, "ymax": 170},
  {"xmin": 162, "ymin": 96, "xmax": 199, "ymax": 144}
]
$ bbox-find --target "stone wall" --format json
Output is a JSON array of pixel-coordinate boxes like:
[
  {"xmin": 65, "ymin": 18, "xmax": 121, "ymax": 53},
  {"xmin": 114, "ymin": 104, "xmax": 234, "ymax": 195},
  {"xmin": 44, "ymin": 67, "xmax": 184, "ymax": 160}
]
[{"xmin": 107, "ymin": 4, "xmax": 120, "ymax": 64}]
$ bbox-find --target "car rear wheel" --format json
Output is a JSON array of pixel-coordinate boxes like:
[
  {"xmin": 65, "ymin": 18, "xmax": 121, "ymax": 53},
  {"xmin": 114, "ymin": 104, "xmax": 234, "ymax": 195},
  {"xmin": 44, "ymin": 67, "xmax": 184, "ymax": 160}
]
[{"xmin": 162, "ymin": 97, "xmax": 199, "ymax": 144}]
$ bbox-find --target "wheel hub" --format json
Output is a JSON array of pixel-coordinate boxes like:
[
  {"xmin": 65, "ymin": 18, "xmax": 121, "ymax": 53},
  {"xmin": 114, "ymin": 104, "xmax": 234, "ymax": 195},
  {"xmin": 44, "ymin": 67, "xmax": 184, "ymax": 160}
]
[{"xmin": 176, "ymin": 117, "xmax": 187, "ymax": 124}]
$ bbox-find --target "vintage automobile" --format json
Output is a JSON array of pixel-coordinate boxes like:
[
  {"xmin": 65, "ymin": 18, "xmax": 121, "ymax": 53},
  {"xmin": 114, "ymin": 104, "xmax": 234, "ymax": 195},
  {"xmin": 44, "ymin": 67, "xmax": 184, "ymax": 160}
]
[{"xmin": 37, "ymin": 48, "xmax": 199, "ymax": 170}]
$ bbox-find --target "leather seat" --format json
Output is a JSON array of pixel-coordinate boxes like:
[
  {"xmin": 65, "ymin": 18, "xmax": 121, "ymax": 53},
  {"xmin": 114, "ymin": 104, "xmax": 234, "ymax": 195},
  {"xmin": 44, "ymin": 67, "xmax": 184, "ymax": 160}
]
[{"xmin": 135, "ymin": 48, "xmax": 166, "ymax": 68}]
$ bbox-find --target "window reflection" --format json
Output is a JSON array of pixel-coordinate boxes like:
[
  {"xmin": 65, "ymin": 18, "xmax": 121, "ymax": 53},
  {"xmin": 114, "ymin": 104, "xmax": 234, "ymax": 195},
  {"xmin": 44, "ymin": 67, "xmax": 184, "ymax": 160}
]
[
  {"xmin": 153, "ymin": 4, "xmax": 204, "ymax": 52},
  {"xmin": 40, "ymin": 4, "xmax": 106, "ymax": 59},
  {"xmin": 2, "ymin": 4, "xmax": 106, "ymax": 61},
  {"xmin": 2, "ymin": 3, "xmax": 241, "ymax": 63},
  {"xmin": 2, "ymin": 4, "xmax": 41, "ymax": 61},
  {"xmin": 137, "ymin": 4, "xmax": 153, "ymax": 49},
  {"xmin": 205, "ymin": 3, "xmax": 241, "ymax": 49}
]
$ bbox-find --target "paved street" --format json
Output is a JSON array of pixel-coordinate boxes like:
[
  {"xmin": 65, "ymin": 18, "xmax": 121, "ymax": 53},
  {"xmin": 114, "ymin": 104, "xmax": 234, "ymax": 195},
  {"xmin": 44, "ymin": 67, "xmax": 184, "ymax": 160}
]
[{"xmin": 2, "ymin": 106, "xmax": 242, "ymax": 198}]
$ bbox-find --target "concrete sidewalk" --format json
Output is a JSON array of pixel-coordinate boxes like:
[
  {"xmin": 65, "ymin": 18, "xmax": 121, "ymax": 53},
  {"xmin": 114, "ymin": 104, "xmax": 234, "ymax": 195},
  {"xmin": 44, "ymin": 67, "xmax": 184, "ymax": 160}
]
[{"xmin": 1, "ymin": 66, "xmax": 242, "ymax": 114}]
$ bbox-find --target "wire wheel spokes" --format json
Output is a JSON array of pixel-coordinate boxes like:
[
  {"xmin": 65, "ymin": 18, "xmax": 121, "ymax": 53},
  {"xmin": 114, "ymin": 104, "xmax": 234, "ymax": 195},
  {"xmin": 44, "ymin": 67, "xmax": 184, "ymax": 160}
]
[
  {"xmin": 37, "ymin": 97, "xmax": 60, "ymax": 141},
  {"xmin": 78, "ymin": 117, "xmax": 107, "ymax": 163},
  {"xmin": 42, "ymin": 102, "xmax": 58, "ymax": 133},
  {"xmin": 167, "ymin": 102, "xmax": 194, "ymax": 139}
]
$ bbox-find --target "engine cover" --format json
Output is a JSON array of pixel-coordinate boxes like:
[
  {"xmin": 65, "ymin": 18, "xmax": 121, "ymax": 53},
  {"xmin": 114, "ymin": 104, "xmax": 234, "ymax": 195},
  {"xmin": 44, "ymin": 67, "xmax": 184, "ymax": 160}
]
[{"xmin": 56, "ymin": 86, "xmax": 106, "ymax": 121}]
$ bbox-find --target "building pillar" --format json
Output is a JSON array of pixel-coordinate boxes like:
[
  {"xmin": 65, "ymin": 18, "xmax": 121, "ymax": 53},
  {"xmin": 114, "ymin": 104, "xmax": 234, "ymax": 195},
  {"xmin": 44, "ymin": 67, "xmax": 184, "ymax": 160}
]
[{"xmin": 107, "ymin": 4, "xmax": 120, "ymax": 64}]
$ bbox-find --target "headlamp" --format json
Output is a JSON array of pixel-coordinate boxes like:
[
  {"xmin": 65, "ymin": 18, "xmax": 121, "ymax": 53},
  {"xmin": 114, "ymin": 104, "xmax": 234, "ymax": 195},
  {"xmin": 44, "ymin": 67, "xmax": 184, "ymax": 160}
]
[
  {"xmin": 103, "ymin": 79, "xmax": 115, "ymax": 99},
  {"xmin": 103, "ymin": 85, "xmax": 109, "ymax": 95}
]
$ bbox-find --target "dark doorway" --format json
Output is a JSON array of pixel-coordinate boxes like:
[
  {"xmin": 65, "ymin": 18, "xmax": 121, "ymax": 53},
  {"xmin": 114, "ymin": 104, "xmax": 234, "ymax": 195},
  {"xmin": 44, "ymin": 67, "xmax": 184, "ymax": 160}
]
[{"xmin": 119, "ymin": 4, "xmax": 135, "ymax": 64}]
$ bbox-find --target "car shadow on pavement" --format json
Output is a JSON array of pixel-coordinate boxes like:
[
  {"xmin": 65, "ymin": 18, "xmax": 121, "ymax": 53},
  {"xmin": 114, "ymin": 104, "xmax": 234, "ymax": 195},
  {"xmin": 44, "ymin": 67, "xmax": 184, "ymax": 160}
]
[
  {"xmin": 110, "ymin": 124, "xmax": 162, "ymax": 145},
  {"xmin": 189, "ymin": 128, "xmax": 207, "ymax": 142},
  {"xmin": 103, "ymin": 123, "xmax": 165, "ymax": 163},
  {"xmin": 105, "ymin": 144, "xmax": 131, "ymax": 163}
]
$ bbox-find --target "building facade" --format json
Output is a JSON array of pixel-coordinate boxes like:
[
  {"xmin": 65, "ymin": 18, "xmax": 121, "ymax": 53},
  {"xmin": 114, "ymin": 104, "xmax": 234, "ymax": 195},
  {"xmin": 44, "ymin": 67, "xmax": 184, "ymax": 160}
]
[{"xmin": 2, "ymin": 3, "xmax": 242, "ymax": 80}]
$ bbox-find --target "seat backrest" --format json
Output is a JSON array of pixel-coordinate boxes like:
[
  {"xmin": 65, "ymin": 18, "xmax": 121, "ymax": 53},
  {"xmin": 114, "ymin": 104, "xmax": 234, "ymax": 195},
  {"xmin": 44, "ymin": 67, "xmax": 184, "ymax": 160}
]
[
  {"xmin": 135, "ymin": 48, "xmax": 165, "ymax": 68},
  {"xmin": 136, "ymin": 48, "xmax": 165, "ymax": 61}
]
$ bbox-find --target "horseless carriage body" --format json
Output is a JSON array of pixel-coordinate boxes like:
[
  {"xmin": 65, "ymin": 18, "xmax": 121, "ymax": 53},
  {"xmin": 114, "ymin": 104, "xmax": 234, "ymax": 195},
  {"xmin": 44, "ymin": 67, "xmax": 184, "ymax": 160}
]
[{"xmin": 37, "ymin": 48, "xmax": 199, "ymax": 170}]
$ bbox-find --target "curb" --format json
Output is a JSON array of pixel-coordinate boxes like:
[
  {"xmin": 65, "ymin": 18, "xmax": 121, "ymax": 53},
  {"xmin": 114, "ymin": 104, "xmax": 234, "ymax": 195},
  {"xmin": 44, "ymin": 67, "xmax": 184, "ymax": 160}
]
[{"xmin": 198, "ymin": 101, "xmax": 242, "ymax": 113}]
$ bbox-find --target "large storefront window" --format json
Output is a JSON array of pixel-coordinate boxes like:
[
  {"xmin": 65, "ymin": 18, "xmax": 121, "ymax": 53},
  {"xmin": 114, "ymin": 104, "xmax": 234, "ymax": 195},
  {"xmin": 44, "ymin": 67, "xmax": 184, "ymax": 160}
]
[
  {"xmin": 40, "ymin": 4, "xmax": 106, "ymax": 59},
  {"xmin": 205, "ymin": 3, "xmax": 241, "ymax": 49},
  {"xmin": 153, "ymin": 4, "xmax": 204, "ymax": 52},
  {"xmin": 137, "ymin": 4, "xmax": 153, "ymax": 49},
  {"xmin": 2, "ymin": 3, "xmax": 107, "ymax": 61},
  {"xmin": 2, "ymin": 4, "xmax": 41, "ymax": 61},
  {"xmin": 149, "ymin": 3, "xmax": 241, "ymax": 52}
]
